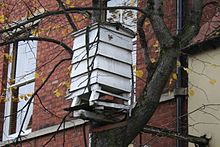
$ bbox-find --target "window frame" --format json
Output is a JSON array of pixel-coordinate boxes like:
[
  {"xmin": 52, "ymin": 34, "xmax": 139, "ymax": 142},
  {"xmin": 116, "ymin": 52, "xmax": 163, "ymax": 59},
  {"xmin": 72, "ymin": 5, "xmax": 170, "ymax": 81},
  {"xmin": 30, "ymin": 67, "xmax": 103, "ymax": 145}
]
[{"xmin": 2, "ymin": 40, "xmax": 37, "ymax": 141}]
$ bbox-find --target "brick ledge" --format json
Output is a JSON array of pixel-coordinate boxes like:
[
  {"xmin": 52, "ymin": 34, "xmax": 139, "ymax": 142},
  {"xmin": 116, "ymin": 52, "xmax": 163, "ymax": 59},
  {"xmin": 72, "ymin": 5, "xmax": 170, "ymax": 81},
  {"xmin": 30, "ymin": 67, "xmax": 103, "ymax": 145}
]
[{"xmin": 0, "ymin": 119, "xmax": 87, "ymax": 146}]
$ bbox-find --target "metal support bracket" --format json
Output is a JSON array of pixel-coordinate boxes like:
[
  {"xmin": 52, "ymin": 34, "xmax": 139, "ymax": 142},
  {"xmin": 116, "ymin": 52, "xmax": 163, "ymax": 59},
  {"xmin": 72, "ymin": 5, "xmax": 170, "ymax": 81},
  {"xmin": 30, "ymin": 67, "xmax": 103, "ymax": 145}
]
[{"xmin": 174, "ymin": 88, "xmax": 188, "ymax": 96}]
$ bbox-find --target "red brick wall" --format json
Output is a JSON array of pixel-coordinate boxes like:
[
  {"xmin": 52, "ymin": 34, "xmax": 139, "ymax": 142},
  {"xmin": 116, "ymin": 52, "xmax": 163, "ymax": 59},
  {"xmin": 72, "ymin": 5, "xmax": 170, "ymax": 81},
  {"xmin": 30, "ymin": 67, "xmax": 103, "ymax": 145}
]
[
  {"xmin": 136, "ymin": 0, "xmax": 177, "ymax": 146},
  {"xmin": 1, "ymin": 0, "xmax": 220, "ymax": 146},
  {"xmin": 132, "ymin": 100, "xmax": 177, "ymax": 147},
  {"xmin": 6, "ymin": 124, "xmax": 89, "ymax": 147},
  {"xmin": 0, "ymin": 0, "xmax": 91, "ymax": 145}
]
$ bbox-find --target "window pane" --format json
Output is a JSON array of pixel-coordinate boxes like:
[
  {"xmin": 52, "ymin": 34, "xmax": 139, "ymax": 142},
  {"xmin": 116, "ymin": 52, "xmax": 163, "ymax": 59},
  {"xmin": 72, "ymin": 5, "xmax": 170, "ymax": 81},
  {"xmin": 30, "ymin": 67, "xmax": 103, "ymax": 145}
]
[
  {"xmin": 16, "ymin": 82, "xmax": 34, "ymax": 132},
  {"xmin": 15, "ymin": 41, "xmax": 37, "ymax": 83}
]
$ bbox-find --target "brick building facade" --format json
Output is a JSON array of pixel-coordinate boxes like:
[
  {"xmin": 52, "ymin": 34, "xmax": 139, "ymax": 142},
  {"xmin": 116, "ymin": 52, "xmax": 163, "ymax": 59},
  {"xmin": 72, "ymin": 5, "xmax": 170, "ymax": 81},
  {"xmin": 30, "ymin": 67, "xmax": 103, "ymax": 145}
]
[{"xmin": 0, "ymin": 0, "xmax": 219, "ymax": 146}]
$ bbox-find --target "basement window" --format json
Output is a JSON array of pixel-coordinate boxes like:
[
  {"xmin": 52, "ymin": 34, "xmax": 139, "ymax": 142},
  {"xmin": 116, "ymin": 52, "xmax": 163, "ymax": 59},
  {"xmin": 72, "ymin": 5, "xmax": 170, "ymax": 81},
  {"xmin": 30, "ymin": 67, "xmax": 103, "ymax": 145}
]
[{"xmin": 2, "ymin": 40, "xmax": 37, "ymax": 141}]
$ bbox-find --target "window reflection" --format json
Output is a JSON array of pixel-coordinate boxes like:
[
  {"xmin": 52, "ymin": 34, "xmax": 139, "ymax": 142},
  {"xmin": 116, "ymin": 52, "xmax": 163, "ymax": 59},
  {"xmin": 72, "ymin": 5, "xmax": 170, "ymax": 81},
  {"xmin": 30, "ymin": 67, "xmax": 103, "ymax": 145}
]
[{"xmin": 15, "ymin": 40, "xmax": 37, "ymax": 83}]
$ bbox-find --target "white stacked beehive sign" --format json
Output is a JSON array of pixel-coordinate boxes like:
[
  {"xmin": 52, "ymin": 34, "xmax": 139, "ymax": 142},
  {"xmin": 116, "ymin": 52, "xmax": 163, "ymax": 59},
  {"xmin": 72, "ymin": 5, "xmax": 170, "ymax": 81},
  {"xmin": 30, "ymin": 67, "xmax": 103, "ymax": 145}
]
[{"xmin": 67, "ymin": 23, "xmax": 134, "ymax": 119}]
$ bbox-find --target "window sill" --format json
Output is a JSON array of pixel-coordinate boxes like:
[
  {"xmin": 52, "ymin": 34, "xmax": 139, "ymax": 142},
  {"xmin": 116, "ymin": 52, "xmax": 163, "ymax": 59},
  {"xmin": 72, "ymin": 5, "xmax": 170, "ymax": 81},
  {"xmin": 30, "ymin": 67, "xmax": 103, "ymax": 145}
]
[{"xmin": 0, "ymin": 119, "xmax": 87, "ymax": 146}]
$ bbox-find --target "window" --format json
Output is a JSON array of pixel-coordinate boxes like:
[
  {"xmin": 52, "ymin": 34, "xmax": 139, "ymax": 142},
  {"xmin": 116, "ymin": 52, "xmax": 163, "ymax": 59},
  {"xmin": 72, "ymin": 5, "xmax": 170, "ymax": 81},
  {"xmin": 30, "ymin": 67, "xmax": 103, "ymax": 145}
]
[{"xmin": 3, "ymin": 40, "xmax": 37, "ymax": 141}]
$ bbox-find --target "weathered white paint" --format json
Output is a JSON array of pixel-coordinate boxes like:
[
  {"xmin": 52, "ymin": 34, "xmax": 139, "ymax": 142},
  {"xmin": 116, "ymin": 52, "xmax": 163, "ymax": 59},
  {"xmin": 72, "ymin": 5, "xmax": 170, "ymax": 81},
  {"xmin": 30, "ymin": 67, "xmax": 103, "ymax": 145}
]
[
  {"xmin": 68, "ymin": 23, "xmax": 134, "ymax": 111},
  {"xmin": 188, "ymin": 48, "xmax": 220, "ymax": 147},
  {"xmin": 70, "ymin": 70, "xmax": 131, "ymax": 96},
  {"xmin": 71, "ymin": 56, "xmax": 131, "ymax": 78},
  {"xmin": 72, "ymin": 42, "xmax": 132, "ymax": 64},
  {"xmin": 72, "ymin": 24, "xmax": 133, "ymax": 50}
]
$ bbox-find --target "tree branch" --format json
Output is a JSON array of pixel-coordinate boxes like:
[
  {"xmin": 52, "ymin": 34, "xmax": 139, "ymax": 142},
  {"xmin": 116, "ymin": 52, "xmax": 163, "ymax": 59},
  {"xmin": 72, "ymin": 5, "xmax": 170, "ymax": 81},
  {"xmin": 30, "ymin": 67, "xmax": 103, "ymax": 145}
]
[
  {"xmin": 124, "ymin": 47, "xmax": 178, "ymax": 146},
  {"xmin": 121, "ymin": 1, "xmax": 178, "ymax": 145},
  {"xmin": 0, "ymin": 6, "xmax": 147, "ymax": 35},
  {"xmin": 178, "ymin": 0, "xmax": 204, "ymax": 47},
  {"xmin": 143, "ymin": 125, "xmax": 209, "ymax": 145},
  {"xmin": 55, "ymin": 0, "xmax": 78, "ymax": 32},
  {"xmin": 147, "ymin": 0, "xmax": 174, "ymax": 49},
  {"xmin": 137, "ymin": 15, "xmax": 158, "ymax": 82},
  {"xmin": 15, "ymin": 57, "xmax": 72, "ymax": 144},
  {"xmin": 0, "ymin": 36, "xmax": 73, "ymax": 55}
]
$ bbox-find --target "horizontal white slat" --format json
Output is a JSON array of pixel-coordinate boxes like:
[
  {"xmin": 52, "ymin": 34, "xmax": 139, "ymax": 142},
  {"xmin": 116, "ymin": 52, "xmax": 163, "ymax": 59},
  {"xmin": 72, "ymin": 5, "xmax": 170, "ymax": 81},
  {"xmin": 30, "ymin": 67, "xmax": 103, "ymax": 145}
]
[
  {"xmin": 71, "ymin": 56, "xmax": 131, "ymax": 78},
  {"xmin": 69, "ymin": 70, "xmax": 131, "ymax": 95},
  {"xmin": 72, "ymin": 42, "xmax": 132, "ymax": 64},
  {"xmin": 72, "ymin": 27, "xmax": 133, "ymax": 51}
]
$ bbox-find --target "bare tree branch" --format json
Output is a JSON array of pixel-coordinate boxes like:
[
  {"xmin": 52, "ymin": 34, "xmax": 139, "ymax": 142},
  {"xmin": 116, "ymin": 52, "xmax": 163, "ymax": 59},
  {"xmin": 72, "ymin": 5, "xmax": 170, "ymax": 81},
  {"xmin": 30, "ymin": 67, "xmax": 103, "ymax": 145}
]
[
  {"xmin": 15, "ymin": 57, "xmax": 71, "ymax": 144},
  {"xmin": 178, "ymin": 0, "xmax": 204, "ymax": 47},
  {"xmin": 0, "ymin": 6, "xmax": 147, "ymax": 35},
  {"xmin": 143, "ymin": 125, "xmax": 209, "ymax": 145},
  {"xmin": 137, "ymin": 15, "xmax": 158, "ymax": 82},
  {"xmin": 0, "ymin": 36, "xmax": 73, "ymax": 55},
  {"xmin": 55, "ymin": 0, "xmax": 78, "ymax": 31},
  {"xmin": 147, "ymin": 0, "xmax": 174, "ymax": 49}
]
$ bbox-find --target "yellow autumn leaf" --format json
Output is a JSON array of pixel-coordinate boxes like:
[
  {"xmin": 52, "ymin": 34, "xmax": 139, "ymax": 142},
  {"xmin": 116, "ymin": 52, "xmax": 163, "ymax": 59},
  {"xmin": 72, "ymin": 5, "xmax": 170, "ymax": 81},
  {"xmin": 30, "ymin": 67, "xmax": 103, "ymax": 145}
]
[
  {"xmin": 0, "ymin": 95, "xmax": 5, "ymax": 101},
  {"xmin": 4, "ymin": 53, "xmax": 13, "ymax": 63},
  {"xmin": 152, "ymin": 41, "xmax": 159, "ymax": 48},
  {"xmin": 3, "ymin": 98, "xmax": 9, "ymax": 102},
  {"xmin": 9, "ymin": 87, "xmax": 13, "ymax": 92},
  {"xmin": 53, "ymin": 89, "xmax": 61, "ymax": 97},
  {"xmin": 155, "ymin": 47, "xmax": 160, "ymax": 53},
  {"xmin": 0, "ymin": 97, "xmax": 5, "ymax": 103},
  {"xmin": 19, "ymin": 95, "xmax": 25, "ymax": 99},
  {"xmin": 169, "ymin": 78, "xmax": 173, "ymax": 85},
  {"xmin": 42, "ymin": 77, "xmax": 46, "ymax": 83},
  {"xmin": 12, "ymin": 97, "xmax": 19, "ymax": 102},
  {"xmin": 188, "ymin": 87, "xmax": 195, "ymax": 96},
  {"xmin": 3, "ymin": 52, "xmax": 8, "ymax": 56},
  {"xmin": 8, "ymin": 55, "xmax": 13, "ymax": 63},
  {"xmin": 8, "ymin": 78, "xmax": 15, "ymax": 85},
  {"xmin": 150, "ymin": 58, "xmax": 156, "ymax": 63},
  {"xmin": 69, "ymin": 5, "xmax": 75, "ymax": 8},
  {"xmin": 177, "ymin": 61, "xmax": 181, "ymax": 67},
  {"xmin": 144, "ymin": 21, "xmax": 150, "ymax": 27},
  {"xmin": 0, "ymin": 2, "xmax": 5, "ymax": 8},
  {"xmin": 65, "ymin": 82, "xmax": 70, "ymax": 89},
  {"xmin": 131, "ymin": 0, "xmax": 135, "ymax": 6},
  {"xmin": 35, "ymin": 72, "xmax": 40, "ymax": 79},
  {"xmin": 183, "ymin": 67, "xmax": 190, "ymax": 73},
  {"xmin": 0, "ymin": 14, "xmax": 5, "ymax": 23},
  {"xmin": 136, "ymin": 70, "xmax": 143, "ymax": 78},
  {"xmin": 26, "ymin": 93, "xmax": 33, "ymax": 97},
  {"xmin": 73, "ymin": 15, "xmax": 79, "ymax": 20},
  {"xmin": 172, "ymin": 73, "xmax": 178, "ymax": 80},
  {"xmin": 209, "ymin": 79, "xmax": 216, "ymax": 85},
  {"xmin": 62, "ymin": 28, "xmax": 68, "ymax": 35},
  {"xmin": 54, "ymin": 25, "xmax": 61, "ymax": 30},
  {"xmin": 66, "ymin": 0, "xmax": 71, "ymax": 5},
  {"xmin": 24, "ymin": 95, "xmax": 28, "ymax": 101},
  {"xmin": 32, "ymin": 28, "xmax": 38, "ymax": 36}
]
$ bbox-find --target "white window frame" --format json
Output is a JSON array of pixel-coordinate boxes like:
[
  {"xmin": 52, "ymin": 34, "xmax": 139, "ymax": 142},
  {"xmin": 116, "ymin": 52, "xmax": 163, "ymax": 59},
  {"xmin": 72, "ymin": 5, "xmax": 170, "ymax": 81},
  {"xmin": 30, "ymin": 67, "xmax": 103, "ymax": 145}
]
[{"xmin": 2, "ymin": 41, "xmax": 37, "ymax": 141}]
